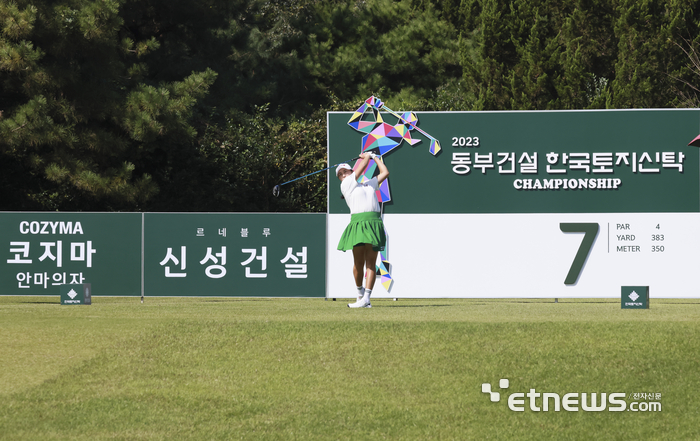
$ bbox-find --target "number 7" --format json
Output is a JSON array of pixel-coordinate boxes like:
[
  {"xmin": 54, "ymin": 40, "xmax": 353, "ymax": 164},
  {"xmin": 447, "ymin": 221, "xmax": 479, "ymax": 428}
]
[{"xmin": 560, "ymin": 223, "xmax": 599, "ymax": 285}]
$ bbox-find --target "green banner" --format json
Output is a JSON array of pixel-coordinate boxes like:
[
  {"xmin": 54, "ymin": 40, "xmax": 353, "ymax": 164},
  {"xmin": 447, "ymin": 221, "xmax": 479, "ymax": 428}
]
[
  {"xmin": 328, "ymin": 109, "xmax": 700, "ymax": 214},
  {"xmin": 144, "ymin": 213, "xmax": 325, "ymax": 297},
  {"xmin": 0, "ymin": 212, "xmax": 142, "ymax": 295}
]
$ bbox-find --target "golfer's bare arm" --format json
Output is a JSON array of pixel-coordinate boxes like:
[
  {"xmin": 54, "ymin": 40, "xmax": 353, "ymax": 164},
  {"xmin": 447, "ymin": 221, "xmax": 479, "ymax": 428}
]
[
  {"xmin": 375, "ymin": 156, "xmax": 389, "ymax": 184},
  {"xmin": 354, "ymin": 153, "xmax": 372, "ymax": 178},
  {"xmin": 355, "ymin": 153, "xmax": 389, "ymax": 184}
]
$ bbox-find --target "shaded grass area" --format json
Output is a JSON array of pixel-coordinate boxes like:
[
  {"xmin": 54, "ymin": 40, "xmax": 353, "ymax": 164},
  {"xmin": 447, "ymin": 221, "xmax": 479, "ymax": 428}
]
[{"xmin": 1, "ymin": 297, "xmax": 699, "ymax": 440}]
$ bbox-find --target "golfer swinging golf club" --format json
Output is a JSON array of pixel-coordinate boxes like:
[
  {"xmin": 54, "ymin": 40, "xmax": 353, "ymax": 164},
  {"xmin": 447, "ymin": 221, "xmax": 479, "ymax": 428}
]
[{"xmin": 336, "ymin": 151, "xmax": 389, "ymax": 308}]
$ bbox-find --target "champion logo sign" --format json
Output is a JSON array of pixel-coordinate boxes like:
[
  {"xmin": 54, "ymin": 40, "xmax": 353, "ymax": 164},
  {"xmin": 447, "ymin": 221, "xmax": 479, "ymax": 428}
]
[
  {"xmin": 628, "ymin": 291, "xmax": 640, "ymax": 302},
  {"xmin": 67, "ymin": 289, "xmax": 78, "ymax": 299}
]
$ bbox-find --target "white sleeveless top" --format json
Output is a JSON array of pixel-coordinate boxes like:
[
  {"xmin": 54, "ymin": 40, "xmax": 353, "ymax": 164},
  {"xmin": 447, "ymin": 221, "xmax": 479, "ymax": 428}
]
[{"xmin": 340, "ymin": 172, "xmax": 380, "ymax": 214}]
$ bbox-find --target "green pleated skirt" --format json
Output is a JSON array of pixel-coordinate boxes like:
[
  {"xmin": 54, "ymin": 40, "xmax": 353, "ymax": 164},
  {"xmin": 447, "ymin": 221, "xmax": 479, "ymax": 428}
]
[{"xmin": 337, "ymin": 211, "xmax": 386, "ymax": 252}]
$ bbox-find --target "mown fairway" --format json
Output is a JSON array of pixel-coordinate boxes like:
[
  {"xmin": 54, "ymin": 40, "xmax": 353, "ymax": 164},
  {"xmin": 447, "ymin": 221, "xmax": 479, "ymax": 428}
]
[{"xmin": 1, "ymin": 297, "xmax": 698, "ymax": 440}]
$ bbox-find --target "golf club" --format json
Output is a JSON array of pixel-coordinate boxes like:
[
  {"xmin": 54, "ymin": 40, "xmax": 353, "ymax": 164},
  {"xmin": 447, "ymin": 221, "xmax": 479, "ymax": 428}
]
[{"xmin": 272, "ymin": 156, "xmax": 361, "ymax": 197}]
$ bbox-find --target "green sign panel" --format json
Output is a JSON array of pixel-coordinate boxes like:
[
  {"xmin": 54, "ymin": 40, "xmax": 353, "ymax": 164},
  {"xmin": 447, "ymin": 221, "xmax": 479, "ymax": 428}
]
[
  {"xmin": 1, "ymin": 212, "xmax": 327, "ymax": 298},
  {"xmin": 621, "ymin": 286, "xmax": 650, "ymax": 309},
  {"xmin": 144, "ymin": 213, "xmax": 325, "ymax": 297},
  {"xmin": 327, "ymin": 108, "xmax": 700, "ymax": 300},
  {"xmin": 1, "ymin": 212, "xmax": 142, "ymax": 296},
  {"xmin": 327, "ymin": 109, "xmax": 699, "ymax": 214},
  {"xmin": 61, "ymin": 283, "xmax": 92, "ymax": 305}
]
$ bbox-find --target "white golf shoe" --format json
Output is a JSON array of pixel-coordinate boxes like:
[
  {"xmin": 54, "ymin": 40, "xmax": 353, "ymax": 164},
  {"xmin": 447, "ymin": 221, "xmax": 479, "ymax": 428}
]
[{"xmin": 348, "ymin": 297, "xmax": 372, "ymax": 308}]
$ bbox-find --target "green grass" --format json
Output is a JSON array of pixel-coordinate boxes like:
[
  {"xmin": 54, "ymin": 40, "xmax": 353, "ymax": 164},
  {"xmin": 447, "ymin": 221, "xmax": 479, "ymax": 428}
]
[{"xmin": 1, "ymin": 297, "xmax": 699, "ymax": 440}]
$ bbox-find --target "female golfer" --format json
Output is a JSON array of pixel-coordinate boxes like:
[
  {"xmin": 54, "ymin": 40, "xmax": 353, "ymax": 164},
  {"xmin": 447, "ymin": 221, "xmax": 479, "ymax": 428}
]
[{"xmin": 336, "ymin": 151, "xmax": 389, "ymax": 308}]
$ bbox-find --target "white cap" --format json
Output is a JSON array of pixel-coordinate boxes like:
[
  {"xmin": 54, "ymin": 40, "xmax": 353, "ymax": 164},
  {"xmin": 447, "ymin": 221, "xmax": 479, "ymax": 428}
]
[{"xmin": 336, "ymin": 163, "xmax": 352, "ymax": 177}]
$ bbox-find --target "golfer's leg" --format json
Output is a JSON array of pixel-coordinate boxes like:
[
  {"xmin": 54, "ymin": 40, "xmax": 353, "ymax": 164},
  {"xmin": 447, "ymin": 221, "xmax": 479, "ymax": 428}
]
[
  {"xmin": 352, "ymin": 245, "xmax": 365, "ymax": 287},
  {"xmin": 364, "ymin": 244, "xmax": 379, "ymax": 290}
]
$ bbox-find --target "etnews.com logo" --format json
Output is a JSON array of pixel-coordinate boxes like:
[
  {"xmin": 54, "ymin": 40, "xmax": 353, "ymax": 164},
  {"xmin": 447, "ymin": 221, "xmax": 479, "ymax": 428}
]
[{"xmin": 482, "ymin": 379, "xmax": 661, "ymax": 412}]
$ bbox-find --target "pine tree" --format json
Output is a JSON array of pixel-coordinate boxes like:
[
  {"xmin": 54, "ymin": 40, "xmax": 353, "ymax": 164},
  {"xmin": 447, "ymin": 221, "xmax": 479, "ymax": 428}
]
[
  {"xmin": 0, "ymin": 0, "xmax": 216, "ymax": 210},
  {"xmin": 460, "ymin": 0, "xmax": 616, "ymax": 110},
  {"xmin": 298, "ymin": 0, "xmax": 461, "ymax": 108},
  {"xmin": 459, "ymin": 0, "xmax": 700, "ymax": 111},
  {"xmin": 605, "ymin": 0, "xmax": 700, "ymax": 108}
]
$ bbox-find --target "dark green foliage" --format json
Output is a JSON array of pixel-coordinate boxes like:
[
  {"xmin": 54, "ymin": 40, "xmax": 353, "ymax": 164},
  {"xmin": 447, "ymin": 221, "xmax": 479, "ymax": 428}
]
[
  {"xmin": 459, "ymin": 0, "xmax": 700, "ymax": 110},
  {"xmin": 460, "ymin": 0, "xmax": 617, "ymax": 110},
  {"xmin": 604, "ymin": 0, "xmax": 700, "ymax": 108},
  {"xmin": 194, "ymin": 104, "xmax": 331, "ymax": 212},
  {"xmin": 118, "ymin": 0, "xmax": 317, "ymax": 117},
  {"xmin": 2, "ymin": 0, "xmax": 700, "ymax": 212},
  {"xmin": 298, "ymin": 0, "xmax": 460, "ymax": 108},
  {"xmin": 0, "ymin": 0, "xmax": 216, "ymax": 210}
]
